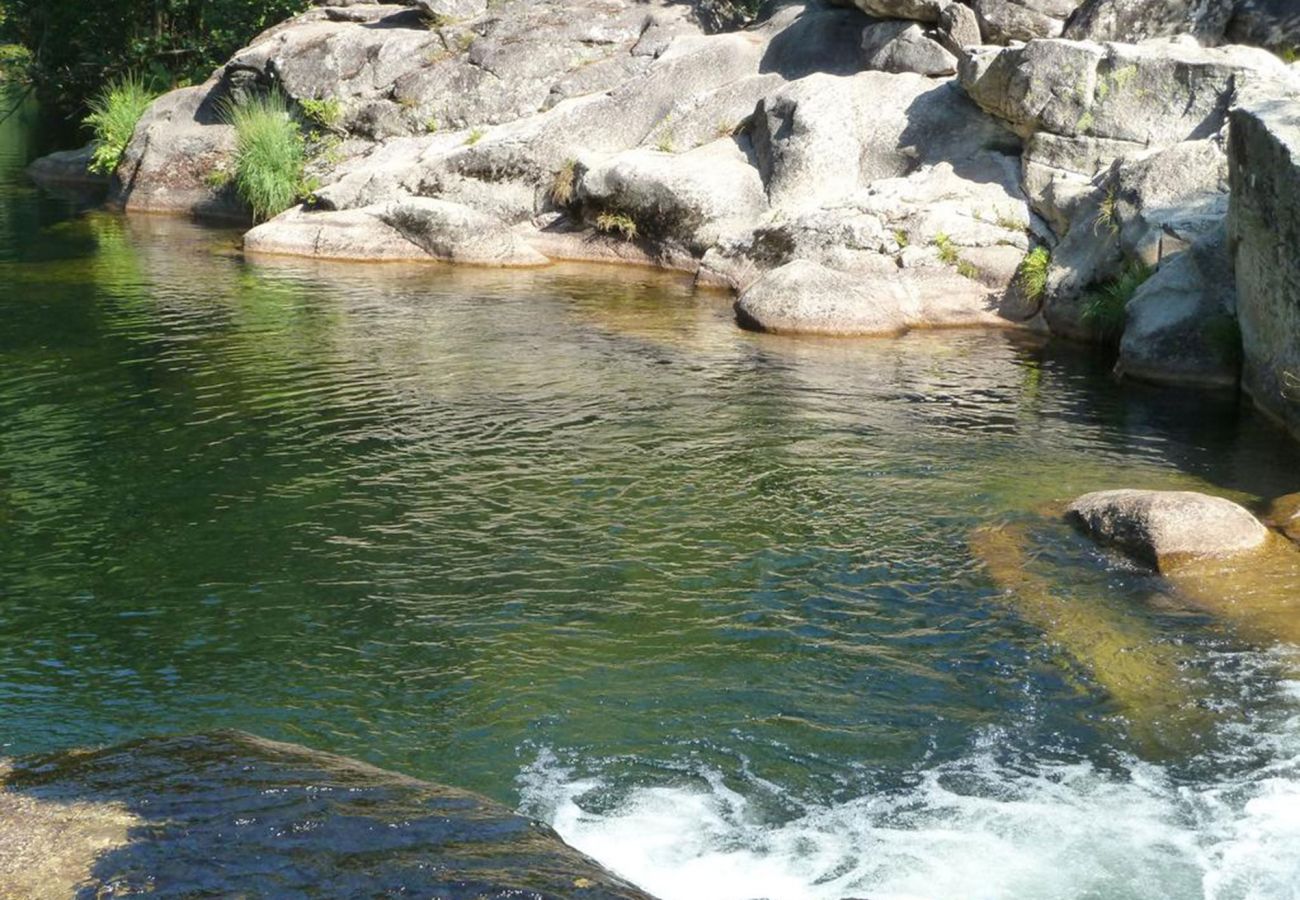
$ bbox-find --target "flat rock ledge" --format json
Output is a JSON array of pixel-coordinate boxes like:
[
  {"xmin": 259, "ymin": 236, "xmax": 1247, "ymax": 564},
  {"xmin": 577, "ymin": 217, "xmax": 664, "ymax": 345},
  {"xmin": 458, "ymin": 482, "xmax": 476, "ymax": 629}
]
[{"xmin": 1066, "ymin": 489, "xmax": 1270, "ymax": 571}]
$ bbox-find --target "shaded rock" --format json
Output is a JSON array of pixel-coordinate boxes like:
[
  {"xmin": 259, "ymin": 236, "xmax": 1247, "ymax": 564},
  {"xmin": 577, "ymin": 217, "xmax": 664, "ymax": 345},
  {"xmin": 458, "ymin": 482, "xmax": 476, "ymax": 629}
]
[
  {"xmin": 1227, "ymin": 0, "xmax": 1300, "ymax": 54},
  {"xmin": 1063, "ymin": 0, "xmax": 1235, "ymax": 44},
  {"xmin": 1263, "ymin": 491, "xmax": 1300, "ymax": 542},
  {"xmin": 1228, "ymin": 81, "xmax": 1300, "ymax": 441},
  {"xmin": 0, "ymin": 732, "xmax": 652, "ymax": 899},
  {"xmin": 1116, "ymin": 227, "xmax": 1241, "ymax": 389},
  {"xmin": 829, "ymin": 0, "xmax": 950, "ymax": 24},
  {"xmin": 861, "ymin": 21, "xmax": 958, "ymax": 75},
  {"xmin": 734, "ymin": 257, "xmax": 1004, "ymax": 335},
  {"xmin": 972, "ymin": 0, "xmax": 1083, "ymax": 42},
  {"xmin": 1067, "ymin": 489, "xmax": 1269, "ymax": 570},
  {"xmin": 24, "ymin": 145, "xmax": 107, "ymax": 189}
]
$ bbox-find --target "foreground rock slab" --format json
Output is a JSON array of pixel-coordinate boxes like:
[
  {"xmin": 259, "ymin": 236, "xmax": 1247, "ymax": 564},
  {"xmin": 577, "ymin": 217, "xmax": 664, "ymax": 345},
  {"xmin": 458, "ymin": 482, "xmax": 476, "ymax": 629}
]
[
  {"xmin": 1066, "ymin": 489, "xmax": 1269, "ymax": 571},
  {"xmin": 0, "ymin": 731, "xmax": 651, "ymax": 899}
]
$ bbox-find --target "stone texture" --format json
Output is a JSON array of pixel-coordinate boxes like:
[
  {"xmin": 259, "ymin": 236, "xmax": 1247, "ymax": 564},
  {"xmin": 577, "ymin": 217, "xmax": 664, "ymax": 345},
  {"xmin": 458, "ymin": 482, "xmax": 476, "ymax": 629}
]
[
  {"xmin": 733, "ymin": 257, "xmax": 1005, "ymax": 335},
  {"xmin": 0, "ymin": 732, "xmax": 652, "ymax": 898},
  {"xmin": 829, "ymin": 0, "xmax": 950, "ymax": 24},
  {"xmin": 972, "ymin": 0, "xmax": 1083, "ymax": 42},
  {"xmin": 861, "ymin": 21, "xmax": 958, "ymax": 76},
  {"xmin": 1228, "ymin": 82, "xmax": 1300, "ymax": 440},
  {"xmin": 937, "ymin": 1, "xmax": 983, "ymax": 51},
  {"xmin": 1063, "ymin": 0, "xmax": 1235, "ymax": 43},
  {"xmin": 1116, "ymin": 228, "xmax": 1241, "ymax": 389},
  {"xmin": 1067, "ymin": 489, "xmax": 1269, "ymax": 570},
  {"xmin": 23, "ymin": 145, "xmax": 106, "ymax": 189}
]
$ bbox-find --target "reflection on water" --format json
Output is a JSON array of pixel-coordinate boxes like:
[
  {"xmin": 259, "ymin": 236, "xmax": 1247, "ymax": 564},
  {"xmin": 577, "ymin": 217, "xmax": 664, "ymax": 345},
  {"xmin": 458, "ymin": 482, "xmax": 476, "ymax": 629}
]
[{"xmin": 4, "ymin": 90, "xmax": 1300, "ymax": 898}]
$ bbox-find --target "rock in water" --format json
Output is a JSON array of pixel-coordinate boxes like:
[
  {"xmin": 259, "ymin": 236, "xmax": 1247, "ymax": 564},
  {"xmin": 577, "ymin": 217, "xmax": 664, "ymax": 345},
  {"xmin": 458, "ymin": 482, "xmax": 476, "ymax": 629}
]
[
  {"xmin": 0, "ymin": 732, "xmax": 652, "ymax": 899},
  {"xmin": 1066, "ymin": 489, "xmax": 1269, "ymax": 571}
]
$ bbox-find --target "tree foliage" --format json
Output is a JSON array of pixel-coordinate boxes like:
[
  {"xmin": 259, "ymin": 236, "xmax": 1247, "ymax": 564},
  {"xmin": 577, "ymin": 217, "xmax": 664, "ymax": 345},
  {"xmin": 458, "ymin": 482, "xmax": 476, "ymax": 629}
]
[{"xmin": 0, "ymin": 0, "xmax": 309, "ymax": 112}]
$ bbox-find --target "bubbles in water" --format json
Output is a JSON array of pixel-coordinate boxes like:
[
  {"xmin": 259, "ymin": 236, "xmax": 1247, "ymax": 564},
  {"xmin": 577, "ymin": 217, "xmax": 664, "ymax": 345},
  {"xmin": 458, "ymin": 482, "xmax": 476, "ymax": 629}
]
[{"xmin": 520, "ymin": 677, "xmax": 1300, "ymax": 900}]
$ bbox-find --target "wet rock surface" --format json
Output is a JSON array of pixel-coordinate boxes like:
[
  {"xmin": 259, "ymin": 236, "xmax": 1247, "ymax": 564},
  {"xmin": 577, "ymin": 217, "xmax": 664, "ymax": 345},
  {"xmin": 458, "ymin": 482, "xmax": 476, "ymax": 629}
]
[{"xmin": 0, "ymin": 732, "xmax": 653, "ymax": 899}]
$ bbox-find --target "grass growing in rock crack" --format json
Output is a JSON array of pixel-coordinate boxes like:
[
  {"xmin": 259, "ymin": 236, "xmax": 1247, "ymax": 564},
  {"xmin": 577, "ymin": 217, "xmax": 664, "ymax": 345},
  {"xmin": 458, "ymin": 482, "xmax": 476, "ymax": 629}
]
[
  {"xmin": 932, "ymin": 231, "xmax": 959, "ymax": 265},
  {"xmin": 655, "ymin": 132, "xmax": 676, "ymax": 153},
  {"xmin": 1081, "ymin": 260, "xmax": 1152, "ymax": 341},
  {"xmin": 299, "ymin": 97, "xmax": 343, "ymax": 131},
  {"xmin": 548, "ymin": 159, "xmax": 577, "ymax": 207},
  {"xmin": 893, "ymin": 228, "xmax": 909, "ymax": 249},
  {"xmin": 221, "ymin": 90, "xmax": 308, "ymax": 222},
  {"xmin": 1017, "ymin": 246, "xmax": 1050, "ymax": 301},
  {"xmin": 595, "ymin": 211, "xmax": 638, "ymax": 241},
  {"xmin": 1095, "ymin": 185, "xmax": 1121, "ymax": 236},
  {"xmin": 464, "ymin": 128, "xmax": 485, "ymax": 146},
  {"xmin": 84, "ymin": 74, "xmax": 158, "ymax": 174}
]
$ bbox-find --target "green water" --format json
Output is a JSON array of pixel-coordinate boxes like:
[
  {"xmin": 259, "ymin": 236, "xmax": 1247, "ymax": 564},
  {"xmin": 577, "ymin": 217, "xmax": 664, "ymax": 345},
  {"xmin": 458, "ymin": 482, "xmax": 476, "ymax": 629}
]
[{"xmin": 4, "ymin": 89, "xmax": 1300, "ymax": 898}]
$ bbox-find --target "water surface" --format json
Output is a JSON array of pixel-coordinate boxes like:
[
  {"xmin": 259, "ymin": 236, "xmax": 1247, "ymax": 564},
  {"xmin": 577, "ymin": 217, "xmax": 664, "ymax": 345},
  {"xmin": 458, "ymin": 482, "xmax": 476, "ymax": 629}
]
[{"xmin": 3, "ymin": 88, "xmax": 1300, "ymax": 898}]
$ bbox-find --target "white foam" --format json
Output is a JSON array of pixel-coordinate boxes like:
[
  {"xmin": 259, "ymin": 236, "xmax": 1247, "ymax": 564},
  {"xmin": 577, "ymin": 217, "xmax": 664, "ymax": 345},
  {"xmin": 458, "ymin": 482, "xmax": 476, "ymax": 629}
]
[{"xmin": 519, "ymin": 689, "xmax": 1300, "ymax": 900}]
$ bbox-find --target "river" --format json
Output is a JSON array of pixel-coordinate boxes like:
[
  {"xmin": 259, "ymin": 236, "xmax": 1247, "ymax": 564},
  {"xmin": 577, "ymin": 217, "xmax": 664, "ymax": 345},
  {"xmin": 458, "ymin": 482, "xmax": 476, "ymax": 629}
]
[{"xmin": 2, "ymin": 86, "xmax": 1299, "ymax": 898}]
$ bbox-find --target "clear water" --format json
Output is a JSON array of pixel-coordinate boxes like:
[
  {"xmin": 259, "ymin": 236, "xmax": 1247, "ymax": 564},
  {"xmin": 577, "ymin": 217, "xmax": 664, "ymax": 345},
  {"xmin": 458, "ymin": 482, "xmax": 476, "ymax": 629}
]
[{"xmin": 3, "ymin": 88, "xmax": 1300, "ymax": 898}]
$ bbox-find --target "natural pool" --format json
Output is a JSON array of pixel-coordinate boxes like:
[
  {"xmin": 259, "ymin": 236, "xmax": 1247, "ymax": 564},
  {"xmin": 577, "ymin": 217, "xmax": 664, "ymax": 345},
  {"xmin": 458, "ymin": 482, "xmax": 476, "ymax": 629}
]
[{"xmin": 3, "ymin": 90, "xmax": 1300, "ymax": 898}]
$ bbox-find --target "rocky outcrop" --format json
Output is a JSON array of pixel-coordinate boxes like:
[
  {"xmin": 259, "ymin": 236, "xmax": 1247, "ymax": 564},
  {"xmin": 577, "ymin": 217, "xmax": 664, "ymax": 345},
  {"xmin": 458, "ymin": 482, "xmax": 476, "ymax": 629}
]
[
  {"xmin": 1067, "ymin": 489, "xmax": 1269, "ymax": 570},
  {"xmin": 1064, "ymin": 0, "xmax": 1300, "ymax": 52},
  {"xmin": 0, "ymin": 732, "xmax": 653, "ymax": 899},
  {"xmin": 1116, "ymin": 227, "xmax": 1241, "ymax": 388},
  {"xmin": 1228, "ymin": 81, "xmax": 1300, "ymax": 441},
  {"xmin": 972, "ymin": 0, "xmax": 1083, "ymax": 42}
]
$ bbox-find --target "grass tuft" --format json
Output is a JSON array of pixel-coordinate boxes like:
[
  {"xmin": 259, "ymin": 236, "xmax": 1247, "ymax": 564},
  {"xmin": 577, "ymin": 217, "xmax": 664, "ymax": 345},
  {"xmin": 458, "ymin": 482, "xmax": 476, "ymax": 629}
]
[
  {"xmin": 221, "ymin": 90, "xmax": 307, "ymax": 222},
  {"xmin": 932, "ymin": 231, "xmax": 959, "ymax": 266},
  {"xmin": 1095, "ymin": 185, "xmax": 1121, "ymax": 236},
  {"xmin": 1017, "ymin": 246, "xmax": 1050, "ymax": 301},
  {"xmin": 464, "ymin": 127, "xmax": 485, "ymax": 145},
  {"xmin": 1081, "ymin": 260, "xmax": 1152, "ymax": 341},
  {"xmin": 299, "ymin": 97, "xmax": 343, "ymax": 131},
  {"xmin": 549, "ymin": 158, "xmax": 577, "ymax": 207},
  {"xmin": 83, "ymin": 74, "xmax": 158, "ymax": 175},
  {"xmin": 595, "ymin": 210, "xmax": 638, "ymax": 241}
]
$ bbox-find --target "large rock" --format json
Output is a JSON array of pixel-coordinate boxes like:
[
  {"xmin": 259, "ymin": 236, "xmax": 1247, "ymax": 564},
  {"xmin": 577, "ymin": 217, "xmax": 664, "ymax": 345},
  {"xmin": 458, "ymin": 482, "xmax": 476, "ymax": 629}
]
[
  {"xmin": 1116, "ymin": 228, "xmax": 1241, "ymax": 388},
  {"xmin": 829, "ymin": 0, "xmax": 949, "ymax": 24},
  {"xmin": 861, "ymin": 21, "xmax": 958, "ymax": 76},
  {"xmin": 972, "ymin": 0, "xmax": 1083, "ymax": 42},
  {"xmin": 413, "ymin": 0, "xmax": 487, "ymax": 20},
  {"xmin": 0, "ymin": 732, "xmax": 652, "ymax": 899},
  {"xmin": 1228, "ymin": 82, "xmax": 1300, "ymax": 441},
  {"xmin": 24, "ymin": 145, "xmax": 107, "ymax": 189},
  {"xmin": 1066, "ymin": 489, "xmax": 1269, "ymax": 570},
  {"xmin": 1227, "ymin": 0, "xmax": 1300, "ymax": 53},
  {"xmin": 733, "ymin": 257, "xmax": 1005, "ymax": 335},
  {"xmin": 1063, "ymin": 0, "xmax": 1235, "ymax": 43}
]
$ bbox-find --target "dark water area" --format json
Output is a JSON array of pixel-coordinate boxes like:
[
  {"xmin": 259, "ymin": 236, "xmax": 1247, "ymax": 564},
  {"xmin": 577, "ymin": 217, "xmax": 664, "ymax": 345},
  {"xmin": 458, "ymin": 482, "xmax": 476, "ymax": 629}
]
[{"xmin": 3, "ymin": 84, "xmax": 1300, "ymax": 897}]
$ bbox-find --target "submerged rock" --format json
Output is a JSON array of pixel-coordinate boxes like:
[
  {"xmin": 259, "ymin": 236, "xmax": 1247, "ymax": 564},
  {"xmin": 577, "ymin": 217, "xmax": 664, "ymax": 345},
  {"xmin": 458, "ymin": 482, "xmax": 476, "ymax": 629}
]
[
  {"xmin": 1066, "ymin": 489, "xmax": 1269, "ymax": 571},
  {"xmin": 24, "ymin": 145, "xmax": 106, "ymax": 189},
  {"xmin": 0, "ymin": 732, "xmax": 651, "ymax": 899}
]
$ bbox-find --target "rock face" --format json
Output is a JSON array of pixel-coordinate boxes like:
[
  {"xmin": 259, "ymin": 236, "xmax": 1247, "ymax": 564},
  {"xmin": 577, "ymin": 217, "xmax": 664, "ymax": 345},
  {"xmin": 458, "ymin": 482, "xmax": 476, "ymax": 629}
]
[
  {"xmin": 861, "ymin": 21, "xmax": 958, "ymax": 75},
  {"xmin": 1228, "ymin": 82, "xmax": 1300, "ymax": 441},
  {"xmin": 1066, "ymin": 489, "xmax": 1269, "ymax": 570},
  {"xmin": 23, "ymin": 145, "xmax": 106, "ymax": 189},
  {"xmin": 0, "ymin": 732, "xmax": 652, "ymax": 899},
  {"xmin": 1064, "ymin": 0, "xmax": 1300, "ymax": 51}
]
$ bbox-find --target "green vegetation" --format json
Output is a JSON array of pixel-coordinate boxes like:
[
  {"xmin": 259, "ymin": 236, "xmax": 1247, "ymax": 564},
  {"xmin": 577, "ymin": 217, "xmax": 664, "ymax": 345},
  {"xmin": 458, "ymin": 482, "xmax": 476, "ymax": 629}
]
[
  {"xmin": 299, "ymin": 97, "xmax": 343, "ymax": 131},
  {"xmin": 0, "ymin": 42, "xmax": 30, "ymax": 82},
  {"xmin": 1081, "ymin": 260, "xmax": 1152, "ymax": 341},
  {"xmin": 932, "ymin": 231, "xmax": 959, "ymax": 265},
  {"xmin": 83, "ymin": 74, "xmax": 158, "ymax": 174},
  {"xmin": 654, "ymin": 131, "xmax": 676, "ymax": 153},
  {"xmin": 957, "ymin": 259, "xmax": 981, "ymax": 281},
  {"xmin": 595, "ymin": 210, "xmax": 638, "ymax": 241},
  {"xmin": 892, "ymin": 228, "xmax": 909, "ymax": 249},
  {"xmin": 1095, "ymin": 185, "xmax": 1121, "ymax": 236},
  {"xmin": 1017, "ymin": 246, "xmax": 1051, "ymax": 302},
  {"xmin": 425, "ymin": 116, "xmax": 440, "ymax": 134},
  {"xmin": 0, "ymin": 0, "xmax": 310, "ymax": 113},
  {"xmin": 1276, "ymin": 46, "xmax": 1300, "ymax": 64},
  {"xmin": 464, "ymin": 127, "xmax": 485, "ymax": 146},
  {"xmin": 222, "ymin": 90, "xmax": 307, "ymax": 222},
  {"xmin": 549, "ymin": 158, "xmax": 577, "ymax": 208}
]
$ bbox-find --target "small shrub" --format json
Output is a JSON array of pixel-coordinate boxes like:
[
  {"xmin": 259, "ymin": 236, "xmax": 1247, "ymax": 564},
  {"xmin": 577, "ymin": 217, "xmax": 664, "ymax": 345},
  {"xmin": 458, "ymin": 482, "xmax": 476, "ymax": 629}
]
[
  {"xmin": 893, "ymin": 228, "xmax": 909, "ymax": 249},
  {"xmin": 595, "ymin": 210, "xmax": 638, "ymax": 241},
  {"xmin": 549, "ymin": 158, "xmax": 577, "ymax": 207},
  {"xmin": 1081, "ymin": 260, "xmax": 1152, "ymax": 341},
  {"xmin": 1277, "ymin": 46, "xmax": 1300, "ymax": 64},
  {"xmin": 456, "ymin": 31, "xmax": 476, "ymax": 51},
  {"xmin": 222, "ymin": 90, "xmax": 308, "ymax": 222},
  {"xmin": 83, "ymin": 74, "xmax": 158, "ymax": 174},
  {"xmin": 932, "ymin": 231, "xmax": 959, "ymax": 265},
  {"xmin": 655, "ymin": 131, "xmax": 676, "ymax": 153},
  {"xmin": 464, "ymin": 127, "xmax": 485, "ymax": 145},
  {"xmin": 425, "ymin": 116, "xmax": 440, "ymax": 134},
  {"xmin": 299, "ymin": 97, "xmax": 343, "ymax": 130},
  {"xmin": 957, "ymin": 259, "xmax": 981, "ymax": 281},
  {"xmin": 1017, "ymin": 246, "xmax": 1050, "ymax": 301}
]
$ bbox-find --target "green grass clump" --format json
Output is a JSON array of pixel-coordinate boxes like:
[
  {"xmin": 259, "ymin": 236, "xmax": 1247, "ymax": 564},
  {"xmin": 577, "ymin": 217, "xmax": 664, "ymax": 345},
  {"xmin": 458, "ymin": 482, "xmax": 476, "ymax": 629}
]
[
  {"xmin": 595, "ymin": 210, "xmax": 638, "ymax": 241},
  {"xmin": 1017, "ymin": 246, "xmax": 1051, "ymax": 301},
  {"xmin": 932, "ymin": 231, "xmax": 959, "ymax": 265},
  {"xmin": 549, "ymin": 158, "xmax": 577, "ymax": 207},
  {"xmin": 957, "ymin": 259, "xmax": 981, "ymax": 281},
  {"xmin": 1095, "ymin": 185, "xmax": 1121, "ymax": 236},
  {"xmin": 1081, "ymin": 260, "xmax": 1152, "ymax": 341},
  {"xmin": 221, "ymin": 90, "xmax": 307, "ymax": 222},
  {"xmin": 83, "ymin": 74, "xmax": 158, "ymax": 174},
  {"xmin": 655, "ymin": 131, "xmax": 676, "ymax": 153},
  {"xmin": 893, "ymin": 228, "xmax": 909, "ymax": 249},
  {"xmin": 299, "ymin": 97, "xmax": 343, "ymax": 130},
  {"xmin": 464, "ymin": 127, "xmax": 485, "ymax": 146}
]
